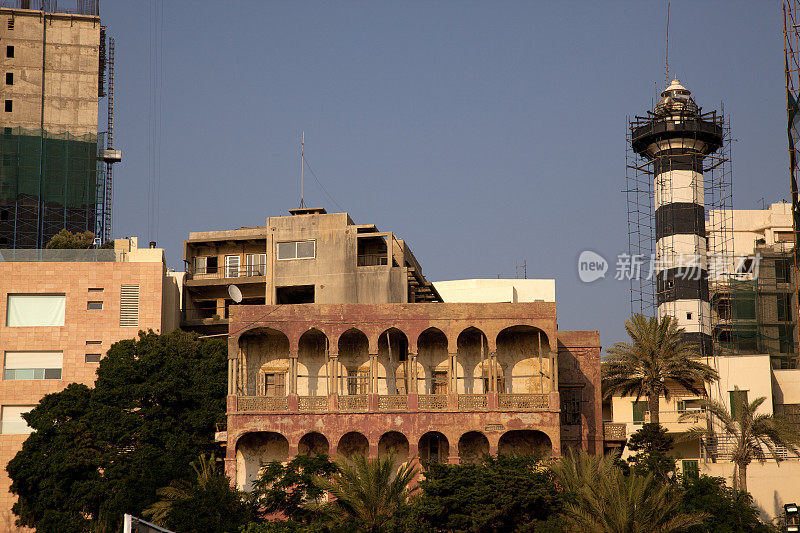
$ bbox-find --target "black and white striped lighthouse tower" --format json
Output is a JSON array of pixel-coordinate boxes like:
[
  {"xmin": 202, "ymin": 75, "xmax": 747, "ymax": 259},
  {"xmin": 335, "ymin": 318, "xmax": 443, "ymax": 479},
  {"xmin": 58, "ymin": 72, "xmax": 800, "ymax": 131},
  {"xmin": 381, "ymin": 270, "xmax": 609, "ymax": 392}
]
[{"xmin": 631, "ymin": 79, "xmax": 723, "ymax": 356}]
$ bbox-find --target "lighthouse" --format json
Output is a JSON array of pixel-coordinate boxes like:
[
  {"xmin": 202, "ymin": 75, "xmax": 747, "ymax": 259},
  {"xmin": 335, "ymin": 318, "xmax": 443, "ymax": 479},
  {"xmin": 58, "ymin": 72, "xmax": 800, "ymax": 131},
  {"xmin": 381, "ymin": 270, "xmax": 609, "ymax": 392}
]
[{"xmin": 630, "ymin": 79, "xmax": 724, "ymax": 356}]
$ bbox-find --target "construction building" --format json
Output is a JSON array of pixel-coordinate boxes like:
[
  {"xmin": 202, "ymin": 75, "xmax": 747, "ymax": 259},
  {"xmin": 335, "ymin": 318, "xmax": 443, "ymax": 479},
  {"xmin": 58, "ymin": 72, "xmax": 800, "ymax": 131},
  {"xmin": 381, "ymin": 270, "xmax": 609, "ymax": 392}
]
[
  {"xmin": 215, "ymin": 209, "xmax": 602, "ymax": 490},
  {"xmin": 708, "ymin": 202, "xmax": 798, "ymax": 368},
  {"xmin": 0, "ymin": 0, "xmax": 120, "ymax": 249},
  {"xmin": 182, "ymin": 208, "xmax": 441, "ymax": 335},
  {"xmin": 0, "ymin": 237, "xmax": 180, "ymax": 524}
]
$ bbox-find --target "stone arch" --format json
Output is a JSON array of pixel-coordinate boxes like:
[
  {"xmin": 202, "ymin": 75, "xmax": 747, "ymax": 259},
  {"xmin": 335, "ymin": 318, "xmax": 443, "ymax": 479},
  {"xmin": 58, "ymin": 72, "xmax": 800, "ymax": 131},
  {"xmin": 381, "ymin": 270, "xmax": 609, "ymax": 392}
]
[
  {"xmin": 458, "ymin": 431, "xmax": 489, "ymax": 464},
  {"xmin": 378, "ymin": 328, "xmax": 409, "ymax": 395},
  {"xmin": 378, "ymin": 431, "xmax": 410, "ymax": 464},
  {"xmin": 417, "ymin": 327, "xmax": 449, "ymax": 394},
  {"xmin": 298, "ymin": 328, "xmax": 329, "ymax": 396},
  {"xmin": 298, "ymin": 432, "xmax": 330, "ymax": 456},
  {"xmin": 337, "ymin": 431, "xmax": 369, "ymax": 458},
  {"xmin": 418, "ymin": 431, "xmax": 449, "ymax": 464},
  {"xmin": 498, "ymin": 430, "xmax": 552, "ymax": 457},
  {"xmin": 496, "ymin": 325, "xmax": 551, "ymax": 394},
  {"xmin": 338, "ymin": 328, "xmax": 370, "ymax": 395},
  {"xmin": 235, "ymin": 431, "xmax": 289, "ymax": 491},
  {"xmin": 457, "ymin": 327, "xmax": 489, "ymax": 393},
  {"xmin": 239, "ymin": 327, "xmax": 291, "ymax": 396}
]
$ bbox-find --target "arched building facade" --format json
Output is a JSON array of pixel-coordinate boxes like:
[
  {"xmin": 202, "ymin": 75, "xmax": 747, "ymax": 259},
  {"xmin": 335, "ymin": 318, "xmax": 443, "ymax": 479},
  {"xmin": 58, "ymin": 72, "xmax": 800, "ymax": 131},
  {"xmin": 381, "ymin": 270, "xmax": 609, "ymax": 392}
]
[{"xmin": 223, "ymin": 302, "xmax": 601, "ymax": 490}]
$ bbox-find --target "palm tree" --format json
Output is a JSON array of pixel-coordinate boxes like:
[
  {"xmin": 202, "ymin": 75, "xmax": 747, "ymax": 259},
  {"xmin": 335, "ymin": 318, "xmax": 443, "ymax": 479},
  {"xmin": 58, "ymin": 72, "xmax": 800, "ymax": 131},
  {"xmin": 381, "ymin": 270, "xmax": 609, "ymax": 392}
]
[
  {"xmin": 551, "ymin": 448, "xmax": 707, "ymax": 532},
  {"xmin": 602, "ymin": 314, "xmax": 719, "ymax": 425},
  {"xmin": 313, "ymin": 453, "xmax": 418, "ymax": 532},
  {"xmin": 680, "ymin": 390, "xmax": 800, "ymax": 493}
]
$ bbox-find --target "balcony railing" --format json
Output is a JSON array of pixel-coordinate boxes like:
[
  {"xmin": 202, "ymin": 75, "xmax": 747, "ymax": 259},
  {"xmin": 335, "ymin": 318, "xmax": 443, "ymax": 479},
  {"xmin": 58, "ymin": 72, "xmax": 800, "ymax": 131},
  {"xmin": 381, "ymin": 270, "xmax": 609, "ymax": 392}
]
[
  {"xmin": 188, "ymin": 265, "xmax": 266, "ymax": 280},
  {"xmin": 604, "ymin": 422, "xmax": 627, "ymax": 440},
  {"xmin": 357, "ymin": 253, "xmax": 388, "ymax": 267},
  {"xmin": 233, "ymin": 392, "xmax": 555, "ymax": 413}
]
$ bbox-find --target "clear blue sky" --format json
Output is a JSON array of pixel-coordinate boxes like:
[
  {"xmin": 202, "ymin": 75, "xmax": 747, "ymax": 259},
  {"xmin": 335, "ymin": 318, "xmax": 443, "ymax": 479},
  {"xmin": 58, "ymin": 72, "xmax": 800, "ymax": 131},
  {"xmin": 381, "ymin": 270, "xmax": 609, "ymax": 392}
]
[{"xmin": 102, "ymin": 1, "xmax": 788, "ymax": 351}]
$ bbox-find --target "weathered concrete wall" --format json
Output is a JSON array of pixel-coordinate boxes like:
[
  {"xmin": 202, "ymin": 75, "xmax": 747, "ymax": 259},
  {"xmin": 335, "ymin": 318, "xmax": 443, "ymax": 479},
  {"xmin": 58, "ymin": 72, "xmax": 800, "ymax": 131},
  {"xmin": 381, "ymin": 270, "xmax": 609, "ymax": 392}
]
[
  {"xmin": 0, "ymin": 8, "xmax": 100, "ymax": 135},
  {"xmin": 557, "ymin": 331, "xmax": 602, "ymax": 454}
]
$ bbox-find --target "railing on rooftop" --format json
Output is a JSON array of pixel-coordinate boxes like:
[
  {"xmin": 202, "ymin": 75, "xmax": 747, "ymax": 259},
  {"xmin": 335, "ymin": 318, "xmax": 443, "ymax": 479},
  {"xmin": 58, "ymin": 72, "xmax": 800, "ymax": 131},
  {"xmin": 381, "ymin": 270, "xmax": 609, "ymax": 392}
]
[
  {"xmin": 0, "ymin": 249, "xmax": 117, "ymax": 262},
  {"xmin": 0, "ymin": 0, "xmax": 99, "ymax": 15}
]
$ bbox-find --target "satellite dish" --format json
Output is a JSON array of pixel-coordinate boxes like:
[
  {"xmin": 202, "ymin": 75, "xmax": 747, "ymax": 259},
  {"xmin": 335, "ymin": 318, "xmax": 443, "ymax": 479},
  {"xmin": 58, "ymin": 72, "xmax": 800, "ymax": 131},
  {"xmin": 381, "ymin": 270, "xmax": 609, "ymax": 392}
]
[{"xmin": 228, "ymin": 284, "xmax": 243, "ymax": 304}]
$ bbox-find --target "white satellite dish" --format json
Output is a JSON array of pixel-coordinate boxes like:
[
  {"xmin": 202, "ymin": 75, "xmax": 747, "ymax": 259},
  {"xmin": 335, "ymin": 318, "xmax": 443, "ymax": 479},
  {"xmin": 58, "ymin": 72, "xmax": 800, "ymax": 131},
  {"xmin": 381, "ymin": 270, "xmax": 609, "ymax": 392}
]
[{"xmin": 228, "ymin": 284, "xmax": 243, "ymax": 303}]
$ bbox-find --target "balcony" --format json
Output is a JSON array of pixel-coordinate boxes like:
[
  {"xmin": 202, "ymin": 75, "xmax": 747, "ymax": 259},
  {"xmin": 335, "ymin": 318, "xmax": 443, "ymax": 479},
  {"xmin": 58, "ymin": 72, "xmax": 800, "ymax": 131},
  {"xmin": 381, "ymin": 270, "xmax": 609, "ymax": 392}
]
[
  {"xmin": 232, "ymin": 392, "xmax": 555, "ymax": 414},
  {"xmin": 604, "ymin": 422, "xmax": 627, "ymax": 441},
  {"xmin": 184, "ymin": 265, "xmax": 266, "ymax": 286}
]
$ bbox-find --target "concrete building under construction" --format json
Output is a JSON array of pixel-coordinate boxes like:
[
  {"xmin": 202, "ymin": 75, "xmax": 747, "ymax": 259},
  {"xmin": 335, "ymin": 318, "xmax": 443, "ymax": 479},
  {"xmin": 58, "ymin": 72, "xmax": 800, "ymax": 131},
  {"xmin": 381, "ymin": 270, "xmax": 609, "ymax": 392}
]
[{"xmin": 0, "ymin": 0, "xmax": 120, "ymax": 249}]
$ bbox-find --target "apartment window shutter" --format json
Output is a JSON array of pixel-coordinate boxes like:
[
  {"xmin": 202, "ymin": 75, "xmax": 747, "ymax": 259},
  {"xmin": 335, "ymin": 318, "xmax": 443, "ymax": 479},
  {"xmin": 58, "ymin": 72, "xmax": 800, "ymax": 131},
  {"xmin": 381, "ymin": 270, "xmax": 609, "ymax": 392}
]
[{"xmin": 120, "ymin": 285, "xmax": 140, "ymax": 327}]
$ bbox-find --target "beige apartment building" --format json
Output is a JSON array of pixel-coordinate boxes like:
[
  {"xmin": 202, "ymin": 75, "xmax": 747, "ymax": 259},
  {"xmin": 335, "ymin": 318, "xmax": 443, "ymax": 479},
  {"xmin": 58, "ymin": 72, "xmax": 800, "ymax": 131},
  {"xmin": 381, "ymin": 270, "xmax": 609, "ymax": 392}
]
[
  {"xmin": 0, "ymin": 237, "xmax": 180, "ymax": 524},
  {"xmin": 182, "ymin": 208, "xmax": 441, "ymax": 334}
]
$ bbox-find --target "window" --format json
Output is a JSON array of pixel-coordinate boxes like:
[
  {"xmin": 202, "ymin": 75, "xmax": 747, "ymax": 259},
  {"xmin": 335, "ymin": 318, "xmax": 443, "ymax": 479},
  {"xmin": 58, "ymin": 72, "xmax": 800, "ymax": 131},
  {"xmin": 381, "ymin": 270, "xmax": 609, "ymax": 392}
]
[
  {"xmin": 780, "ymin": 324, "xmax": 795, "ymax": 354},
  {"xmin": 346, "ymin": 369, "xmax": 369, "ymax": 395},
  {"xmin": 277, "ymin": 240, "xmax": 315, "ymax": 260},
  {"xmin": 6, "ymin": 46, "xmax": 14, "ymax": 58},
  {"xmin": 776, "ymin": 231, "xmax": 795, "ymax": 242},
  {"xmin": 88, "ymin": 287, "xmax": 104, "ymax": 293},
  {"xmin": 7, "ymin": 18, "xmax": 14, "ymax": 30},
  {"xmin": 632, "ymin": 400, "xmax": 648, "ymax": 424},
  {"xmin": 561, "ymin": 388, "xmax": 582, "ymax": 425},
  {"xmin": 245, "ymin": 253, "xmax": 266, "ymax": 276},
  {"xmin": 264, "ymin": 372, "xmax": 285, "ymax": 397},
  {"xmin": 5, "ymin": 72, "xmax": 12, "ymax": 85},
  {"xmin": 194, "ymin": 256, "xmax": 218, "ymax": 275},
  {"xmin": 778, "ymin": 293, "xmax": 793, "ymax": 322},
  {"xmin": 87, "ymin": 301, "xmax": 103, "ymax": 310},
  {"xmin": 432, "ymin": 370, "xmax": 448, "ymax": 395},
  {"xmin": 682, "ymin": 459, "xmax": 699, "ymax": 480},
  {"xmin": 6, "ymin": 294, "xmax": 65, "ymax": 327},
  {"xmin": 736, "ymin": 257, "xmax": 755, "ymax": 274},
  {"xmin": 85, "ymin": 354, "xmax": 101, "ymax": 363},
  {"xmin": 86, "ymin": 340, "xmax": 101, "ymax": 346},
  {"xmin": 4, "ymin": 100, "xmax": 11, "ymax": 112},
  {"xmin": 730, "ymin": 390, "xmax": 749, "ymax": 421},
  {"xmin": 4, "ymin": 351, "xmax": 62, "ymax": 380},
  {"xmin": 676, "ymin": 400, "xmax": 686, "ymax": 413},
  {"xmin": 276, "ymin": 285, "xmax": 315, "ymax": 304},
  {"xmin": 1, "ymin": 405, "xmax": 34, "ymax": 434},
  {"xmin": 225, "ymin": 255, "xmax": 240, "ymax": 278},
  {"xmin": 776, "ymin": 258, "xmax": 793, "ymax": 283},
  {"xmin": 686, "ymin": 312, "xmax": 693, "ymax": 320},
  {"xmin": 120, "ymin": 285, "xmax": 139, "ymax": 327}
]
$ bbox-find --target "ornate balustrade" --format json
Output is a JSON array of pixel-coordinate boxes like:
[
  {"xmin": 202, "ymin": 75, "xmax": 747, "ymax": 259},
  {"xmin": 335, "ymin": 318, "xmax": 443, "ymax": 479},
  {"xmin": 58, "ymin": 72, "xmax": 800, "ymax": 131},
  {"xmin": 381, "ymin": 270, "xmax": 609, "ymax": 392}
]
[
  {"xmin": 237, "ymin": 396, "xmax": 288, "ymax": 412},
  {"xmin": 299, "ymin": 396, "xmax": 328, "ymax": 412},
  {"xmin": 458, "ymin": 394, "xmax": 488, "ymax": 410},
  {"xmin": 378, "ymin": 395, "xmax": 408, "ymax": 411},
  {"xmin": 603, "ymin": 422, "xmax": 627, "ymax": 440},
  {"xmin": 498, "ymin": 393, "xmax": 549, "ymax": 410},
  {"xmin": 418, "ymin": 394, "xmax": 449, "ymax": 411},
  {"xmin": 339, "ymin": 395, "xmax": 369, "ymax": 412}
]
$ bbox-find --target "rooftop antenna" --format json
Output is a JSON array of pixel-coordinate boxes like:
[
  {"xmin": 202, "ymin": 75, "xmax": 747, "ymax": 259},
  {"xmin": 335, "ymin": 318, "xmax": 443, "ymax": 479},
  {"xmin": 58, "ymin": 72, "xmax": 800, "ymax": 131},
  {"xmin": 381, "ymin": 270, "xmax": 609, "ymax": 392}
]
[
  {"xmin": 665, "ymin": 2, "xmax": 670, "ymax": 87},
  {"xmin": 299, "ymin": 132, "xmax": 306, "ymax": 208}
]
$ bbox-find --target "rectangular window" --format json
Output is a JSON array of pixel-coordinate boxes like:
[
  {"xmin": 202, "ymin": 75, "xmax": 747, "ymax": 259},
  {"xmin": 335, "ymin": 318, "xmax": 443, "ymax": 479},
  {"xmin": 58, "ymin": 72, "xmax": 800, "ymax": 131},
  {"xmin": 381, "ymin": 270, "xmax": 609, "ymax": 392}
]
[
  {"xmin": 776, "ymin": 258, "xmax": 793, "ymax": 284},
  {"xmin": 432, "ymin": 370, "xmax": 448, "ymax": 395},
  {"xmin": 778, "ymin": 293, "xmax": 793, "ymax": 322},
  {"xmin": 1, "ymin": 405, "xmax": 34, "ymax": 434},
  {"xmin": 682, "ymin": 459, "xmax": 699, "ymax": 480},
  {"xmin": 4, "ymin": 100, "xmax": 11, "ymax": 112},
  {"xmin": 276, "ymin": 240, "xmax": 315, "ymax": 260},
  {"xmin": 275, "ymin": 285, "xmax": 315, "ymax": 304},
  {"xmin": 264, "ymin": 372, "xmax": 285, "ymax": 397},
  {"xmin": 776, "ymin": 231, "xmax": 795, "ymax": 242},
  {"xmin": 632, "ymin": 400, "xmax": 648, "ymax": 424},
  {"xmin": 730, "ymin": 390, "xmax": 749, "ymax": 421},
  {"xmin": 88, "ymin": 288, "xmax": 104, "ymax": 293},
  {"xmin": 677, "ymin": 400, "xmax": 686, "ymax": 413},
  {"xmin": 225, "ymin": 255, "xmax": 240, "ymax": 278},
  {"xmin": 194, "ymin": 256, "xmax": 218, "ymax": 275},
  {"xmin": 120, "ymin": 285, "xmax": 139, "ymax": 327},
  {"xmin": 6, "ymin": 294, "xmax": 65, "ymax": 327},
  {"xmin": 4, "ymin": 351, "xmax": 62, "ymax": 380},
  {"xmin": 560, "ymin": 388, "xmax": 582, "ymax": 425},
  {"xmin": 85, "ymin": 354, "xmax": 101, "ymax": 363},
  {"xmin": 6, "ymin": 46, "xmax": 14, "ymax": 58},
  {"xmin": 5, "ymin": 72, "xmax": 12, "ymax": 85},
  {"xmin": 780, "ymin": 324, "xmax": 795, "ymax": 354},
  {"xmin": 8, "ymin": 18, "xmax": 14, "ymax": 30},
  {"xmin": 87, "ymin": 301, "xmax": 103, "ymax": 310},
  {"xmin": 245, "ymin": 253, "xmax": 266, "ymax": 276},
  {"xmin": 86, "ymin": 340, "xmax": 101, "ymax": 346}
]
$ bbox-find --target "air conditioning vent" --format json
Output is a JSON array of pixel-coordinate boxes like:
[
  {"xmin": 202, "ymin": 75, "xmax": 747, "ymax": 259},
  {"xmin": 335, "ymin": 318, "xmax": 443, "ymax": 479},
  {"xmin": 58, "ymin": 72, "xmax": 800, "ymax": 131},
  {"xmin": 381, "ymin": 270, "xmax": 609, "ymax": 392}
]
[{"xmin": 120, "ymin": 285, "xmax": 140, "ymax": 327}]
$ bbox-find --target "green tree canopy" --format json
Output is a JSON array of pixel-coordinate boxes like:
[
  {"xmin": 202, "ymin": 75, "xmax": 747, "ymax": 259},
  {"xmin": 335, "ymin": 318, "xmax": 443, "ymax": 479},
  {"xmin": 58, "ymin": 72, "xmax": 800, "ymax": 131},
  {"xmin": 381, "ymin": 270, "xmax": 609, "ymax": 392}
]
[
  {"xmin": 626, "ymin": 423, "xmax": 677, "ymax": 481},
  {"xmin": 393, "ymin": 454, "xmax": 562, "ymax": 532},
  {"xmin": 602, "ymin": 314, "xmax": 719, "ymax": 425},
  {"xmin": 7, "ymin": 330, "xmax": 228, "ymax": 533},
  {"xmin": 677, "ymin": 475, "xmax": 776, "ymax": 533},
  {"xmin": 45, "ymin": 229, "xmax": 96, "ymax": 249}
]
